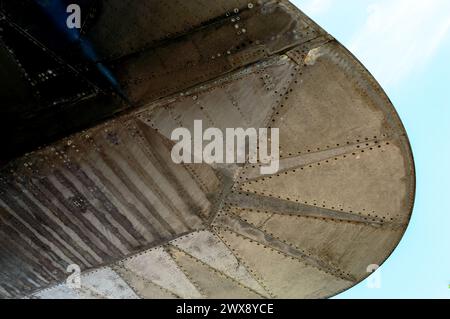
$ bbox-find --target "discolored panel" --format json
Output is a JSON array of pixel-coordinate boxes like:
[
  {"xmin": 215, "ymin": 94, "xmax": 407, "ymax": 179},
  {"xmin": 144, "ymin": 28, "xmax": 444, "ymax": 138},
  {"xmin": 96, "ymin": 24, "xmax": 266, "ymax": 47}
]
[
  {"xmin": 113, "ymin": 266, "xmax": 177, "ymax": 299},
  {"xmin": 167, "ymin": 245, "xmax": 262, "ymax": 299},
  {"xmin": 274, "ymin": 43, "xmax": 391, "ymax": 157},
  {"xmin": 215, "ymin": 228, "xmax": 353, "ymax": 299},
  {"xmin": 80, "ymin": 267, "xmax": 139, "ymax": 299},
  {"xmin": 231, "ymin": 209, "xmax": 403, "ymax": 279},
  {"xmin": 34, "ymin": 284, "xmax": 102, "ymax": 300},
  {"xmin": 241, "ymin": 141, "xmax": 410, "ymax": 222},
  {"xmin": 171, "ymin": 230, "xmax": 268, "ymax": 296},
  {"xmin": 121, "ymin": 247, "xmax": 203, "ymax": 299}
]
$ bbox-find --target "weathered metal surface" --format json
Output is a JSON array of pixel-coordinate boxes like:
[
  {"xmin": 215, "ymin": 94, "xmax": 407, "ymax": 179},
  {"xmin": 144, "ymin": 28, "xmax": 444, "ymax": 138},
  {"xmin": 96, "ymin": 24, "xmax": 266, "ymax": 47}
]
[{"xmin": 0, "ymin": 0, "xmax": 415, "ymax": 299}]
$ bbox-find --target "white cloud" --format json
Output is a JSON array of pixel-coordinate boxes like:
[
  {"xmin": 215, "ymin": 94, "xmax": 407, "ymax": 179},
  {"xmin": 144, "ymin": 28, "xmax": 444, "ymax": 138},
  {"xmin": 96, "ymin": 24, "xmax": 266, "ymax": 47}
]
[
  {"xmin": 349, "ymin": 0, "xmax": 450, "ymax": 87},
  {"xmin": 297, "ymin": 0, "xmax": 334, "ymax": 15}
]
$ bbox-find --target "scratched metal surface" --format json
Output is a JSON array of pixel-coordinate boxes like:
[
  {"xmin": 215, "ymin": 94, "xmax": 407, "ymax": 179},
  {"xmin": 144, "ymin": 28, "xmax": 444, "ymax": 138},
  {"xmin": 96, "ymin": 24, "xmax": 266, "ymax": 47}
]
[{"xmin": 0, "ymin": 0, "xmax": 415, "ymax": 299}]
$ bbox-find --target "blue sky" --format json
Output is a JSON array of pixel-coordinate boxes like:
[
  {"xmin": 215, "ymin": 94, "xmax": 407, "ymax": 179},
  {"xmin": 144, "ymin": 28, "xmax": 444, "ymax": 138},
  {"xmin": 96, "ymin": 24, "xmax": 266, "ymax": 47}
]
[{"xmin": 292, "ymin": 0, "xmax": 450, "ymax": 299}]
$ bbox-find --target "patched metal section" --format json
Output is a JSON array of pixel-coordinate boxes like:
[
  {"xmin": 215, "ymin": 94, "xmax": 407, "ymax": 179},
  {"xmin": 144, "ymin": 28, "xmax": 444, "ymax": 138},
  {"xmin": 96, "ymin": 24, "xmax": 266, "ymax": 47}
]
[
  {"xmin": 120, "ymin": 247, "xmax": 203, "ymax": 299},
  {"xmin": 171, "ymin": 230, "xmax": 268, "ymax": 297}
]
